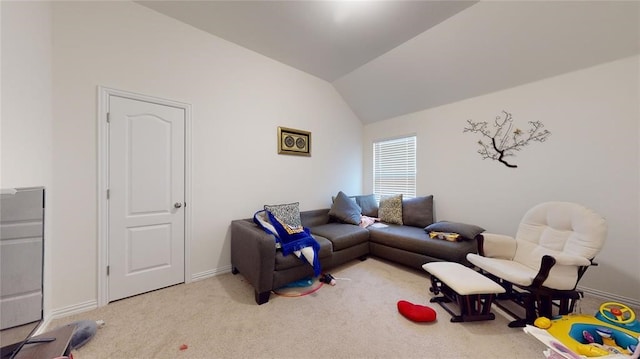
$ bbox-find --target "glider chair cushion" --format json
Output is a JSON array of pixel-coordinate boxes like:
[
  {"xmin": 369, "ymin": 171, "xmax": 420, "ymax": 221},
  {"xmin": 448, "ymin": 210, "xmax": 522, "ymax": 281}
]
[{"xmin": 466, "ymin": 201, "xmax": 607, "ymax": 326}]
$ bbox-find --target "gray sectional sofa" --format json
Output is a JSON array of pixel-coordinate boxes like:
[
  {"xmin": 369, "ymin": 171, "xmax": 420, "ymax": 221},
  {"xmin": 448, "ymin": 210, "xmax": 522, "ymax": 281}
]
[{"xmin": 230, "ymin": 195, "xmax": 481, "ymax": 304}]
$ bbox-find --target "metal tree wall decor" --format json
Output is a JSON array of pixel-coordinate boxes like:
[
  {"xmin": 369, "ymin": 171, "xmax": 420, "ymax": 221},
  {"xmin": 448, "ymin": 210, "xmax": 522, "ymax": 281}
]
[{"xmin": 463, "ymin": 111, "xmax": 551, "ymax": 168}]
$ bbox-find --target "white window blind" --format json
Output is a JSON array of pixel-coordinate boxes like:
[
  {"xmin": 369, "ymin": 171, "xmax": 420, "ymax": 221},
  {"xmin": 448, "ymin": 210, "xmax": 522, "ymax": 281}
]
[{"xmin": 373, "ymin": 135, "xmax": 416, "ymax": 201}]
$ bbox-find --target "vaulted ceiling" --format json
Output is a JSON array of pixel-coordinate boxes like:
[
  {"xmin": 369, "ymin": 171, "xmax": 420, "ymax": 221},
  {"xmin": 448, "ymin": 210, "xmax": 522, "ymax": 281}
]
[{"xmin": 137, "ymin": 1, "xmax": 640, "ymax": 124}]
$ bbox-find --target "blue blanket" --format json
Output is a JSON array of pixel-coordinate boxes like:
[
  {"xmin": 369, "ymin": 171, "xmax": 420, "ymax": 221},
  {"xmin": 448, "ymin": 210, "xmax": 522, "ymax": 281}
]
[{"xmin": 253, "ymin": 210, "xmax": 321, "ymax": 276}]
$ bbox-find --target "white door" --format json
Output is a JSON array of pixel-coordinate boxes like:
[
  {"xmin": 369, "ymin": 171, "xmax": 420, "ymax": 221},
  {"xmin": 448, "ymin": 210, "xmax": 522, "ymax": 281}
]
[{"xmin": 108, "ymin": 95, "xmax": 185, "ymax": 302}]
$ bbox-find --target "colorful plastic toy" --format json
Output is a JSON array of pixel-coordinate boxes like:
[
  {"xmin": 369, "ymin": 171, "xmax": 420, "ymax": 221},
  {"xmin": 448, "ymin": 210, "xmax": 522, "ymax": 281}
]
[{"xmin": 525, "ymin": 301, "xmax": 640, "ymax": 359}]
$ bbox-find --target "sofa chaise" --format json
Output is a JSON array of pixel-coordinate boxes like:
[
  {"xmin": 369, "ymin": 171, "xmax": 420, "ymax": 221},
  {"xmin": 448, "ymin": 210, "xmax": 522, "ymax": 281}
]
[{"xmin": 230, "ymin": 193, "xmax": 482, "ymax": 304}]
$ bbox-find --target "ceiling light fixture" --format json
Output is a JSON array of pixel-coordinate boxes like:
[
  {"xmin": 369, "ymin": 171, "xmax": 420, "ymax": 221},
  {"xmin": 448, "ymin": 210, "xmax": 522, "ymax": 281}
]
[{"xmin": 331, "ymin": 0, "xmax": 382, "ymax": 23}]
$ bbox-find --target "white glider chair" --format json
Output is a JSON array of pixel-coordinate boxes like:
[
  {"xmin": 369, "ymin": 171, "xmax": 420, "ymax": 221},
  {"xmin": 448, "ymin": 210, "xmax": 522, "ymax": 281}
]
[{"xmin": 467, "ymin": 202, "xmax": 607, "ymax": 327}]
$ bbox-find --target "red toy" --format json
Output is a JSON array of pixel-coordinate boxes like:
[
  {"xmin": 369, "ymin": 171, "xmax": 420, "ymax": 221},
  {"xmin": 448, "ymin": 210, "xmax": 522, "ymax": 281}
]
[{"xmin": 397, "ymin": 300, "xmax": 437, "ymax": 322}]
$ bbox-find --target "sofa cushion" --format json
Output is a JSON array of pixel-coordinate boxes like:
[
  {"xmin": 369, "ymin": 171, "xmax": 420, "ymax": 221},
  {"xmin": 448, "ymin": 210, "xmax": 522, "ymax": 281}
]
[
  {"xmin": 309, "ymin": 223, "xmax": 370, "ymax": 251},
  {"xmin": 275, "ymin": 234, "xmax": 333, "ymax": 271},
  {"xmin": 425, "ymin": 221, "xmax": 485, "ymax": 241},
  {"xmin": 378, "ymin": 194, "xmax": 403, "ymax": 225},
  {"xmin": 300, "ymin": 208, "xmax": 331, "ymax": 228},
  {"xmin": 402, "ymin": 195, "xmax": 434, "ymax": 228},
  {"xmin": 355, "ymin": 194, "xmax": 378, "ymax": 217},
  {"xmin": 328, "ymin": 191, "xmax": 362, "ymax": 225},
  {"xmin": 368, "ymin": 224, "xmax": 478, "ymax": 263},
  {"xmin": 264, "ymin": 202, "xmax": 302, "ymax": 228}
]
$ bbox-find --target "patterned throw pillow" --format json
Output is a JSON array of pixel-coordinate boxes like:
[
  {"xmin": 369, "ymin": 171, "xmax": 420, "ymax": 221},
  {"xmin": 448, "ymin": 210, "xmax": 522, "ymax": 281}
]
[
  {"xmin": 264, "ymin": 202, "xmax": 302, "ymax": 228},
  {"xmin": 424, "ymin": 221, "xmax": 485, "ymax": 241},
  {"xmin": 428, "ymin": 231, "xmax": 461, "ymax": 242},
  {"xmin": 378, "ymin": 194, "xmax": 403, "ymax": 225}
]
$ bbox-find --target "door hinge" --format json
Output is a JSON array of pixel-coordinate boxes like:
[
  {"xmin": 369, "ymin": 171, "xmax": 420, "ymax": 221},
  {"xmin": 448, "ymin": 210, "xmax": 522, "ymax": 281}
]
[
  {"xmin": 106, "ymin": 189, "xmax": 110, "ymax": 199},
  {"xmin": 107, "ymin": 265, "xmax": 110, "ymax": 276},
  {"xmin": 106, "ymin": 112, "xmax": 111, "ymax": 123}
]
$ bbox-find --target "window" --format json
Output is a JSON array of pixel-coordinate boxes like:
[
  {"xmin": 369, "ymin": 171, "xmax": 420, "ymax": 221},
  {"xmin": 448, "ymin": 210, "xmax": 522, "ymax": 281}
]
[{"xmin": 373, "ymin": 135, "xmax": 416, "ymax": 201}]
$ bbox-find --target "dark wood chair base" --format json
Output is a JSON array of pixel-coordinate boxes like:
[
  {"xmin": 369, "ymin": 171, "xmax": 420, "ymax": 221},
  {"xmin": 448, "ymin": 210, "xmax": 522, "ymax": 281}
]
[{"xmin": 429, "ymin": 275, "xmax": 499, "ymax": 322}]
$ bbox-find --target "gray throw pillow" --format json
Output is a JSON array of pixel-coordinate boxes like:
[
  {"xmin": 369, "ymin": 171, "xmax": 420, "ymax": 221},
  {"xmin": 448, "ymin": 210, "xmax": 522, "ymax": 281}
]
[
  {"xmin": 328, "ymin": 191, "xmax": 362, "ymax": 225},
  {"xmin": 331, "ymin": 194, "xmax": 356, "ymax": 203},
  {"xmin": 355, "ymin": 194, "xmax": 378, "ymax": 217},
  {"xmin": 378, "ymin": 194, "xmax": 403, "ymax": 225},
  {"xmin": 424, "ymin": 221, "xmax": 485, "ymax": 240},
  {"xmin": 402, "ymin": 195, "xmax": 434, "ymax": 228},
  {"xmin": 264, "ymin": 202, "xmax": 302, "ymax": 228}
]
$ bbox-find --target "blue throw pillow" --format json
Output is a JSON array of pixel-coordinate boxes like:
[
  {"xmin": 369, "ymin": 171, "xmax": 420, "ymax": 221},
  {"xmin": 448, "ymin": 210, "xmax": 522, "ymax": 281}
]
[
  {"xmin": 355, "ymin": 194, "xmax": 378, "ymax": 217},
  {"xmin": 328, "ymin": 191, "xmax": 362, "ymax": 225}
]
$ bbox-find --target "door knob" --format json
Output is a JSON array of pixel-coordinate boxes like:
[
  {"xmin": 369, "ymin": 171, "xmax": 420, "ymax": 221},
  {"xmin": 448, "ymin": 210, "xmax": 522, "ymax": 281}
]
[{"xmin": 174, "ymin": 202, "xmax": 182, "ymax": 208}]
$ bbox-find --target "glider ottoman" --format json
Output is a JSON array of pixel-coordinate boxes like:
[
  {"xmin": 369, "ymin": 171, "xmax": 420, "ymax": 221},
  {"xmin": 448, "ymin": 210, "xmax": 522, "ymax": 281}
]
[{"xmin": 423, "ymin": 261, "xmax": 506, "ymax": 322}]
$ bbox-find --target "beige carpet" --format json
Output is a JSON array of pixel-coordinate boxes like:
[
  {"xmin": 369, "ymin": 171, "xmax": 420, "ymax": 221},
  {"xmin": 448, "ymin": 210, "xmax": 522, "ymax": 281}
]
[{"xmin": 48, "ymin": 258, "xmax": 619, "ymax": 359}]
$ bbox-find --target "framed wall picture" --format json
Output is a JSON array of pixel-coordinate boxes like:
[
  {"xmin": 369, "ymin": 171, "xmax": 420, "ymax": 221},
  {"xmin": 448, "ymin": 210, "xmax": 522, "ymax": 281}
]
[{"xmin": 277, "ymin": 127, "xmax": 311, "ymax": 156}]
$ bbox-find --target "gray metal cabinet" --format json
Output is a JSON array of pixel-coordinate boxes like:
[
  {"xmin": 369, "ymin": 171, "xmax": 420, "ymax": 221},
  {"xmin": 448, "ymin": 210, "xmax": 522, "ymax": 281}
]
[{"xmin": 0, "ymin": 187, "xmax": 44, "ymax": 330}]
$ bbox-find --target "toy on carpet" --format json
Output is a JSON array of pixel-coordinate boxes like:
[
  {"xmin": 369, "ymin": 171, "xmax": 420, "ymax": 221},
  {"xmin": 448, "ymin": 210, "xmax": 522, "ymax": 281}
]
[
  {"xmin": 54, "ymin": 319, "xmax": 105, "ymax": 350},
  {"xmin": 397, "ymin": 300, "xmax": 437, "ymax": 323},
  {"xmin": 524, "ymin": 301, "xmax": 640, "ymax": 359},
  {"xmin": 281, "ymin": 277, "xmax": 314, "ymax": 288},
  {"xmin": 273, "ymin": 277, "xmax": 324, "ymax": 297},
  {"xmin": 320, "ymin": 273, "xmax": 336, "ymax": 286}
]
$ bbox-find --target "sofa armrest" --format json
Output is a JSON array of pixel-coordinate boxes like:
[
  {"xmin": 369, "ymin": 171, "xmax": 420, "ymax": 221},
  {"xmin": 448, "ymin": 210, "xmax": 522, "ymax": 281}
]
[
  {"xmin": 478, "ymin": 233, "xmax": 517, "ymax": 260},
  {"xmin": 231, "ymin": 219, "xmax": 277, "ymax": 295}
]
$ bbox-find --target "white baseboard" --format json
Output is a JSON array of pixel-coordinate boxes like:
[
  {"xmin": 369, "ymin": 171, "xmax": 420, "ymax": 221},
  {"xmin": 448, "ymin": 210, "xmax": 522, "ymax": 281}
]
[
  {"xmin": 39, "ymin": 299, "xmax": 98, "ymax": 333},
  {"xmin": 191, "ymin": 265, "xmax": 232, "ymax": 281},
  {"xmin": 579, "ymin": 285, "xmax": 640, "ymax": 307},
  {"xmin": 38, "ymin": 266, "xmax": 232, "ymax": 333}
]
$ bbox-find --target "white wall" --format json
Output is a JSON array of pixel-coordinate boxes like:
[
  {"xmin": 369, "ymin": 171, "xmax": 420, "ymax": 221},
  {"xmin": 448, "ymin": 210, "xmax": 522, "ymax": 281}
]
[
  {"xmin": 364, "ymin": 56, "xmax": 640, "ymax": 303},
  {"xmin": 9, "ymin": 0, "xmax": 637, "ymax": 314},
  {"xmin": 50, "ymin": 1, "xmax": 362, "ymax": 311},
  {"xmin": 1, "ymin": 0, "xmax": 54, "ymax": 319},
  {"xmin": 1, "ymin": 1, "xmax": 53, "ymax": 190}
]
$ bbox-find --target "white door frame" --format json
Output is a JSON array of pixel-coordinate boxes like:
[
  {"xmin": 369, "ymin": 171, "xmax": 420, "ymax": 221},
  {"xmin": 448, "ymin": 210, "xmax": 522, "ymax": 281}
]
[{"xmin": 97, "ymin": 86, "xmax": 192, "ymax": 307}]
